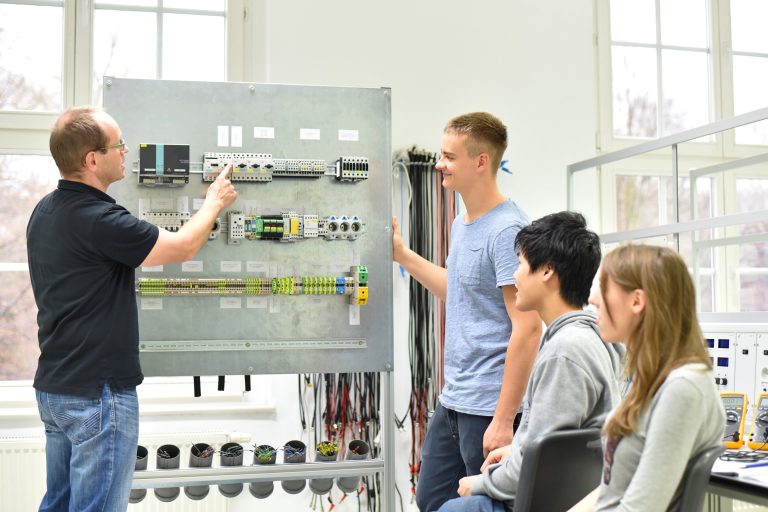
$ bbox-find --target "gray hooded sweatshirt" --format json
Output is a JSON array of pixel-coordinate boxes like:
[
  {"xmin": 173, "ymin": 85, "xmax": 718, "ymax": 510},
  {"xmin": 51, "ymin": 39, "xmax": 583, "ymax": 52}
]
[{"xmin": 470, "ymin": 310, "xmax": 625, "ymax": 509}]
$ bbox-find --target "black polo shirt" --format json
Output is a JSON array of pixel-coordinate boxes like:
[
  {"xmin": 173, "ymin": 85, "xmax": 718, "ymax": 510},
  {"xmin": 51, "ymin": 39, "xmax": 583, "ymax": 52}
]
[{"xmin": 27, "ymin": 180, "xmax": 159, "ymax": 397}]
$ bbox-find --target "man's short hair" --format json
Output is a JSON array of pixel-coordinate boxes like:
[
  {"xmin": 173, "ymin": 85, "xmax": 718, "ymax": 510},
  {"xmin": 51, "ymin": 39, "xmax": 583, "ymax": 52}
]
[
  {"xmin": 514, "ymin": 211, "xmax": 601, "ymax": 307},
  {"xmin": 50, "ymin": 106, "xmax": 109, "ymax": 176},
  {"xmin": 444, "ymin": 112, "xmax": 507, "ymax": 173}
]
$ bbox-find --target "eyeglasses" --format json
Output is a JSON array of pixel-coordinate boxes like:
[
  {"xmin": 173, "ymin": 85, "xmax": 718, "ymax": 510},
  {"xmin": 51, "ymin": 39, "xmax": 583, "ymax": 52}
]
[{"xmin": 95, "ymin": 138, "xmax": 127, "ymax": 153}]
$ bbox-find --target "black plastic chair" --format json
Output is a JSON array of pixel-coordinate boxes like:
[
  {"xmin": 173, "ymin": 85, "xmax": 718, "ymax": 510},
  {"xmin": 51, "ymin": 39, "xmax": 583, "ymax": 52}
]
[
  {"xmin": 514, "ymin": 428, "xmax": 603, "ymax": 512},
  {"xmin": 669, "ymin": 445, "xmax": 724, "ymax": 512}
]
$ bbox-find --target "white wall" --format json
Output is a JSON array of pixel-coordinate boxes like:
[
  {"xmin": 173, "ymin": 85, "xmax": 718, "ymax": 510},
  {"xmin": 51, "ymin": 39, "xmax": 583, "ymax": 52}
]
[
  {"xmin": 256, "ymin": 0, "xmax": 598, "ymax": 220},
  {"xmin": 0, "ymin": 1, "xmax": 598, "ymax": 510}
]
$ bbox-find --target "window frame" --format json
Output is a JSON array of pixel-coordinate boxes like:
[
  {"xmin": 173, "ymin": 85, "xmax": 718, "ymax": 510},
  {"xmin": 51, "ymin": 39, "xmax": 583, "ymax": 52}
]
[
  {"xmin": 0, "ymin": 0, "xmax": 252, "ymax": 387},
  {"xmin": 594, "ymin": 0, "xmax": 768, "ymax": 316},
  {"xmin": 596, "ymin": 0, "xmax": 768, "ymax": 159}
]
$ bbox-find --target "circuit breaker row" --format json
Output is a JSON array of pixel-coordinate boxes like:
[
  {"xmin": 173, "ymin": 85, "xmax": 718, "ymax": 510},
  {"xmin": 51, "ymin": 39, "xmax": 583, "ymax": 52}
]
[
  {"xmin": 136, "ymin": 144, "xmax": 369, "ymax": 185},
  {"xmin": 141, "ymin": 211, "xmax": 365, "ymax": 244},
  {"xmin": 227, "ymin": 212, "xmax": 364, "ymax": 243},
  {"xmin": 202, "ymin": 153, "xmax": 369, "ymax": 183}
]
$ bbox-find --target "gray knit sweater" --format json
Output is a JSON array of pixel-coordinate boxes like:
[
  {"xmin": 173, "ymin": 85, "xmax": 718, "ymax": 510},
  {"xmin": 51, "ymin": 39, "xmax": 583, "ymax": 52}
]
[
  {"xmin": 594, "ymin": 363, "xmax": 725, "ymax": 511},
  {"xmin": 470, "ymin": 311, "xmax": 625, "ymax": 508}
]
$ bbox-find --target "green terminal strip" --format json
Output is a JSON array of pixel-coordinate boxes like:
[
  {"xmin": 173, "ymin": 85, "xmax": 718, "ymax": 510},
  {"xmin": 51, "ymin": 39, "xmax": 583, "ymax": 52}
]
[{"xmin": 136, "ymin": 266, "xmax": 368, "ymax": 304}]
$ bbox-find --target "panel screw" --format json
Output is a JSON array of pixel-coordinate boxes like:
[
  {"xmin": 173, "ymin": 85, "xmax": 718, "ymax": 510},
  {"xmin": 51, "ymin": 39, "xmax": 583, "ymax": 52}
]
[
  {"xmin": 105, "ymin": 79, "xmax": 112, "ymax": 87},
  {"xmin": 249, "ymin": 85, "xmax": 256, "ymax": 92}
]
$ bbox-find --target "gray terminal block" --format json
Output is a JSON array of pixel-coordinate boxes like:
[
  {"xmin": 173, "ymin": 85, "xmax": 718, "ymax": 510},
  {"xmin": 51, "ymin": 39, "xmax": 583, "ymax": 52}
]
[{"xmin": 228, "ymin": 211, "xmax": 245, "ymax": 244}]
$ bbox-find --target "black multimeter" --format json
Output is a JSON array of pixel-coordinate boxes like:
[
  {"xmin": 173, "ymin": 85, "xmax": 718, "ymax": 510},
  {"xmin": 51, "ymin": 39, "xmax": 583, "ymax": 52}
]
[
  {"xmin": 721, "ymin": 392, "xmax": 748, "ymax": 449},
  {"xmin": 748, "ymin": 393, "xmax": 768, "ymax": 450}
]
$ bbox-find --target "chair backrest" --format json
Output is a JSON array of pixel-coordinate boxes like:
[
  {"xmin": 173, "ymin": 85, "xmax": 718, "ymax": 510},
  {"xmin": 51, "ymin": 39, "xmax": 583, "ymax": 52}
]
[
  {"xmin": 668, "ymin": 445, "xmax": 724, "ymax": 512},
  {"xmin": 514, "ymin": 428, "xmax": 603, "ymax": 512}
]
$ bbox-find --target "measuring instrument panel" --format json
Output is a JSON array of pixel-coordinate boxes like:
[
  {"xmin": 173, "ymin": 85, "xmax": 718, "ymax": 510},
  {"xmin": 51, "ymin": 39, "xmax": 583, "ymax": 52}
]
[
  {"xmin": 748, "ymin": 393, "xmax": 768, "ymax": 450},
  {"xmin": 721, "ymin": 392, "xmax": 748, "ymax": 449}
]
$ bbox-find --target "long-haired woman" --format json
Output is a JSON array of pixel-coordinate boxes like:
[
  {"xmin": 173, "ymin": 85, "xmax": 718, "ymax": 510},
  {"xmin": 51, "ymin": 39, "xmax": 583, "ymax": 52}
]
[{"xmin": 572, "ymin": 244, "xmax": 724, "ymax": 511}]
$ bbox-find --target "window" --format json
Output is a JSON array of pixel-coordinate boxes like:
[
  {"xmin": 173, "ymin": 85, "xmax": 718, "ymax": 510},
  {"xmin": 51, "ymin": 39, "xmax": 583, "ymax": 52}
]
[
  {"xmin": 612, "ymin": 170, "xmax": 717, "ymax": 310},
  {"xmin": 731, "ymin": 0, "xmax": 768, "ymax": 144},
  {"xmin": 599, "ymin": 0, "xmax": 768, "ymax": 152},
  {"xmin": 0, "ymin": 1, "xmax": 64, "ymax": 112},
  {"xmin": 92, "ymin": 1, "xmax": 227, "ymax": 105},
  {"xmin": 607, "ymin": 0, "xmax": 712, "ymax": 140},
  {"xmin": 736, "ymin": 178, "xmax": 768, "ymax": 311},
  {"xmin": 0, "ymin": 155, "xmax": 59, "ymax": 380},
  {"xmin": 0, "ymin": 0, "xmax": 244, "ymax": 382},
  {"xmin": 594, "ymin": 1, "xmax": 768, "ymax": 316}
]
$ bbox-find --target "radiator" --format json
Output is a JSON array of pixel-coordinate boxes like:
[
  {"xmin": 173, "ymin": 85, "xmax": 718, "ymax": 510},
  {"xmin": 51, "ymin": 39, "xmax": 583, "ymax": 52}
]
[{"xmin": 0, "ymin": 431, "xmax": 245, "ymax": 512}]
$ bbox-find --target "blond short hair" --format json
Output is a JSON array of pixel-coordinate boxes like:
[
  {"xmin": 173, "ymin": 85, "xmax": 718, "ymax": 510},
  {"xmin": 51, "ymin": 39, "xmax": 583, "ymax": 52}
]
[{"xmin": 444, "ymin": 112, "xmax": 508, "ymax": 173}]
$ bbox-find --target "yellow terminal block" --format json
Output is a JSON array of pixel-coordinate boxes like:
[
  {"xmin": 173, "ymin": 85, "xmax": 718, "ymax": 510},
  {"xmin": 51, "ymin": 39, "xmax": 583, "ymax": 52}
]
[
  {"xmin": 290, "ymin": 218, "xmax": 299, "ymax": 235},
  {"xmin": 350, "ymin": 286, "xmax": 368, "ymax": 305}
]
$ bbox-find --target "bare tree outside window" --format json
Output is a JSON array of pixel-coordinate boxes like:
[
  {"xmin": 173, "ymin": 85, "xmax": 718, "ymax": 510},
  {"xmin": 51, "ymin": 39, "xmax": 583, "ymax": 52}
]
[
  {"xmin": 0, "ymin": 156, "xmax": 59, "ymax": 380},
  {"xmin": 737, "ymin": 178, "xmax": 768, "ymax": 311}
]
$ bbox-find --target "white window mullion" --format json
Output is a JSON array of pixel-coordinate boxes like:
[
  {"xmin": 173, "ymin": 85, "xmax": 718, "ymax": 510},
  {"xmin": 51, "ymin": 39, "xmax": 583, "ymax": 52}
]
[
  {"xmin": 72, "ymin": 0, "xmax": 93, "ymax": 106},
  {"xmin": 717, "ymin": 0, "xmax": 737, "ymax": 156},
  {"xmin": 655, "ymin": 0, "xmax": 664, "ymax": 136},
  {"xmin": 156, "ymin": 0, "xmax": 163, "ymax": 79},
  {"xmin": 62, "ymin": 0, "xmax": 76, "ymax": 108}
]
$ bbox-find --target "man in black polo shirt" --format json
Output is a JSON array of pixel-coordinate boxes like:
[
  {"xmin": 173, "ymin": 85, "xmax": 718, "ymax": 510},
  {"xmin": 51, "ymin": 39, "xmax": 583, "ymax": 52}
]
[{"xmin": 26, "ymin": 106, "xmax": 237, "ymax": 512}]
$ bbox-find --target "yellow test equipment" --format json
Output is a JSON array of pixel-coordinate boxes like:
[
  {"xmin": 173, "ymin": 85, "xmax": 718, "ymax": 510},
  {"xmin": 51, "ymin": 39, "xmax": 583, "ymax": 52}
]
[
  {"xmin": 721, "ymin": 392, "xmax": 748, "ymax": 449},
  {"xmin": 748, "ymin": 393, "xmax": 768, "ymax": 451}
]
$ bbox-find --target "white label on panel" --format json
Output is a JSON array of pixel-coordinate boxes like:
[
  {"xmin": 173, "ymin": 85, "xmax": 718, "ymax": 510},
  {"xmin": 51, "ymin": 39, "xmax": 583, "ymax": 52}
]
[
  {"xmin": 338, "ymin": 129, "xmax": 359, "ymax": 142},
  {"xmin": 269, "ymin": 296, "xmax": 280, "ymax": 313},
  {"xmin": 254, "ymin": 126, "xmax": 275, "ymax": 139},
  {"xmin": 182, "ymin": 260, "xmax": 203, "ymax": 272},
  {"xmin": 300, "ymin": 128, "xmax": 321, "ymax": 140},
  {"xmin": 141, "ymin": 298, "xmax": 163, "ymax": 310},
  {"xmin": 176, "ymin": 196, "xmax": 189, "ymax": 213},
  {"xmin": 269, "ymin": 263, "xmax": 279, "ymax": 278},
  {"xmin": 193, "ymin": 197, "xmax": 205, "ymax": 211},
  {"xmin": 247, "ymin": 296, "xmax": 268, "ymax": 309},
  {"xmin": 220, "ymin": 297, "xmax": 242, "ymax": 309},
  {"xmin": 231, "ymin": 126, "xmax": 243, "ymax": 147},
  {"xmin": 141, "ymin": 265, "xmax": 164, "ymax": 272},
  {"xmin": 349, "ymin": 305, "xmax": 360, "ymax": 325},
  {"xmin": 217, "ymin": 125, "xmax": 229, "ymax": 146},
  {"xmin": 151, "ymin": 197, "xmax": 173, "ymax": 210},
  {"xmin": 247, "ymin": 261, "xmax": 269, "ymax": 276},
  {"xmin": 221, "ymin": 260, "xmax": 243, "ymax": 273}
]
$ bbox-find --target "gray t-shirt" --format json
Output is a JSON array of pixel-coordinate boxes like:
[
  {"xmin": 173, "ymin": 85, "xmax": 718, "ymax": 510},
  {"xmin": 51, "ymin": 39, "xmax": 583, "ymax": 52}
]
[
  {"xmin": 594, "ymin": 363, "xmax": 725, "ymax": 511},
  {"xmin": 470, "ymin": 311, "xmax": 625, "ymax": 507},
  {"xmin": 440, "ymin": 199, "xmax": 529, "ymax": 415}
]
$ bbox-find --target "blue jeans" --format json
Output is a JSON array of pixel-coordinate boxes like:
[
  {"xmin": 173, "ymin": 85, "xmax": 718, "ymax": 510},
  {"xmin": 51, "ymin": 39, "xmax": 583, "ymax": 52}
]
[
  {"xmin": 36, "ymin": 384, "xmax": 139, "ymax": 512},
  {"xmin": 416, "ymin": 403, "xmax": 493, "ymax": 512},
  {"xmin": 438, "ymin": 495, "xmax": 508, "ymax": 512}
]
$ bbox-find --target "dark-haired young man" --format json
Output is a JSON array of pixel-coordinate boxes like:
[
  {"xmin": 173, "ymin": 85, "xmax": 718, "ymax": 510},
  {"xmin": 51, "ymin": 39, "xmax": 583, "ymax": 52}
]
[{"xmin": 437, "ymin": 211, "xmax": 625, "ymax": 512}]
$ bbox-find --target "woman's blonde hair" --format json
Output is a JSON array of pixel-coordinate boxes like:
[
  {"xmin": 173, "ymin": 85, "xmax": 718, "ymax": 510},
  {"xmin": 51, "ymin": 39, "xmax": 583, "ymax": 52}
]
[{"xmin": 601, "ymin": 244, "xmax": 711, "ymax": 439}]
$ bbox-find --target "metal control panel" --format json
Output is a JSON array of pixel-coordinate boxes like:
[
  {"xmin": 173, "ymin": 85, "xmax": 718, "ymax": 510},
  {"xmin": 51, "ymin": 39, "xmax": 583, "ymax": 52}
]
[{"xmin": 104, "ymin": 77, "xmax": 392, "ymax": 376}]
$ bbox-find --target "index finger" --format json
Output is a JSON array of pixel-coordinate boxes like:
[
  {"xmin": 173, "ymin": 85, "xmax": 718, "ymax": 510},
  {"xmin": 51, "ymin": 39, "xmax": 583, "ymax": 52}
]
[{"xmin": 217, "ymin": 162, "xmax": 233, "ymax": 181}]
